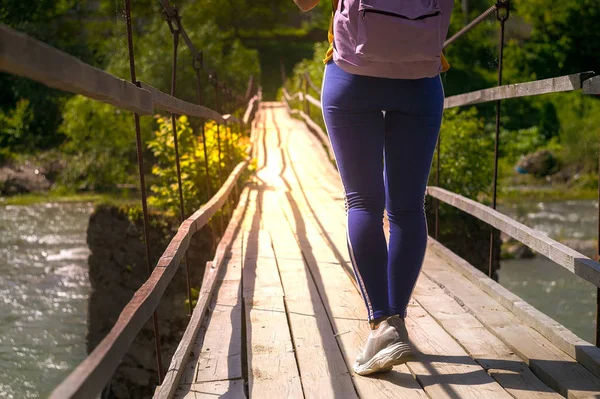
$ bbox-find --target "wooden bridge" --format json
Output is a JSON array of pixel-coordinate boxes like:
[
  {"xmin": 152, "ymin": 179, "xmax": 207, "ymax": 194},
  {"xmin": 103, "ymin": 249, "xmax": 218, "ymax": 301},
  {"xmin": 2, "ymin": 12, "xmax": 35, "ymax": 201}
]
[
  {"xmin": 158, "ymin": 102, "xmax": 600, "ymax": 399},
  {"xmin": 3, "ymin": 0, "xmax": 600, "ymax": 398}
]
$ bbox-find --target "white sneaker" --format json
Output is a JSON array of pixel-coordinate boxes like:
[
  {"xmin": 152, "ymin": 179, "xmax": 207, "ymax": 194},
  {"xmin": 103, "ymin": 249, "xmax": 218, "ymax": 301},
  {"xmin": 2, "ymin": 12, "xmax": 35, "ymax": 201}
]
[{"xmin": 353, "ymin": 315, "xmax": 415, "ymax": 376}]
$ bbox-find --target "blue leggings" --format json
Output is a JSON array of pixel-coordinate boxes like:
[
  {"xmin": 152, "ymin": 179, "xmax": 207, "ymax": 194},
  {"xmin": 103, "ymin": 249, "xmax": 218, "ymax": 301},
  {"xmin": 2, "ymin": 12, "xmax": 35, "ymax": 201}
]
[{"xmin": 321, "ymin": 61, "xmax": 444, "ymax": 321}]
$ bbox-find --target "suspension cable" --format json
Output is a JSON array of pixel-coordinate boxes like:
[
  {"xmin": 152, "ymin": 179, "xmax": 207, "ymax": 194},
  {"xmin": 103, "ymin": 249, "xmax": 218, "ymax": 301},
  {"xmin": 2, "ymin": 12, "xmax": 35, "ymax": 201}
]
[
  {"xmin": 124, "ymin": 0, "xmax": 165, "ymax": 383},
  {"xmin": 489, "ymin": 0, "xmax": 510, "ymax": 278}
]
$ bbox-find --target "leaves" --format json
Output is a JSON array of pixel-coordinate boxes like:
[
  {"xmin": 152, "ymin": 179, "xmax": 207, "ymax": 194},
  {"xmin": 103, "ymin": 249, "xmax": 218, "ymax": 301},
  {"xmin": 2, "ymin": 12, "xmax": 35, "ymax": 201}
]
[{"xmin": 147, "ymin": 115, "xmax": 248, "ymax": 217}]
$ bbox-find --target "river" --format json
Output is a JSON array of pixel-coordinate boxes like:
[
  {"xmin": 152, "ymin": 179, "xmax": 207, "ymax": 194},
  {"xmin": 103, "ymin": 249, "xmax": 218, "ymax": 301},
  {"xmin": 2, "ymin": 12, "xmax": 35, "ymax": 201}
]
[
  {"xmin": 498, "ymin": 200, "xmax": 598, "ymax": 342},
  {"xmin": 0, "ymin": 203, "xmax": 92, "ymax": 399},
  {"xmin": 0, "ymin": 199, "xmax": 597, "ymax": 398}
]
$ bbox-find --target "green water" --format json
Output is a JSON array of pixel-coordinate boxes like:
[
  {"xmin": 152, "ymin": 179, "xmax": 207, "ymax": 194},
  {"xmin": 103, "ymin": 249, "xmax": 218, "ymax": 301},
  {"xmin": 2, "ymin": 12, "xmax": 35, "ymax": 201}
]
[
  {"xmin": 498, "ymin": 200, "xmax": 598, "ymax": 342},
  {"xmin": 0, "ymin": 203, "xmax": 92, "ymax": 398}
]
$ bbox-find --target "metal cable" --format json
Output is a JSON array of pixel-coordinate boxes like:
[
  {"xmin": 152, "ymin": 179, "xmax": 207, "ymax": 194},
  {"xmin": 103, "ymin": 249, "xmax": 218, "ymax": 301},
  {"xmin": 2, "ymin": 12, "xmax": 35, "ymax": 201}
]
[
  {"xmin": 489, "ymin": 0, "xmax": 509, "ymax": 279},
  {"xmin": 168, "ymin": 26, "xmax": 194, "ymax": 317},
  {"xmin": 124, "ymin": 0, "xmax": 164, "ymax": 383},
  {"xmin": 444, "ymin": 4, "xmax": 498, "ymax": 48},
  {"xmin": 193, "ymin": 64, "xmax": 212, "ymax": 200}
]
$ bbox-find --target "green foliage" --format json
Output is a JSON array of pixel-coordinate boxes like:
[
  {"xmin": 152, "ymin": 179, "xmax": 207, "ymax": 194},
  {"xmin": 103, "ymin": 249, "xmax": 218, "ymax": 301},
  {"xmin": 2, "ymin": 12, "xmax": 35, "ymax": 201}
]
[
  {"xmin": 433, "ymin": 108, "xmax": 493, "ymax": 199},
  {"xmin": 552, "ymin": 93, "xmax": 600, "ymax": 171},
  {"xmin": 500, "ymin": 126, "xmax": 561, "ymax": 165},
  {"xmin": 0, "ymin": 99, "xmax": 34, "ymax": 151},
  {"xmin": 58, "ymin": 96, "xmax": 152, "ymax": 191},
  {"xmin": 147, "ymin": 115, "xmax": 248, "ymax": 217},
  {"xmin": 1, "ymin": 0, "xmax": 97, "ymax": 152},
  {"xmin": 503, "ymin": 0, "xmax": 600, "ymax": 81}
]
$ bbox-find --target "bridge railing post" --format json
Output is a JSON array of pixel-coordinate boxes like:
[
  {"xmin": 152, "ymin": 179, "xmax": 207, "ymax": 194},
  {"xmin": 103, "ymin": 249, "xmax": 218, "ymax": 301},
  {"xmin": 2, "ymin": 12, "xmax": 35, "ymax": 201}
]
[{"xmin": 303, "ymin": 75, "xmax": 310, "ymax": 117}]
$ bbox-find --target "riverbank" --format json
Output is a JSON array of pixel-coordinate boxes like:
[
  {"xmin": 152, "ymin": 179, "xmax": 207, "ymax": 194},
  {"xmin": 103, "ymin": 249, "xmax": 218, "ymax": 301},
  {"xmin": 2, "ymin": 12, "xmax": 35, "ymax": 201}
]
[
  {"xmin": 499, "ymin": 186, "xmax": 597, "ymax": 203},
  {"xmin": 0, "ymin": 191, "xmax": 137, "ymax": 207}
]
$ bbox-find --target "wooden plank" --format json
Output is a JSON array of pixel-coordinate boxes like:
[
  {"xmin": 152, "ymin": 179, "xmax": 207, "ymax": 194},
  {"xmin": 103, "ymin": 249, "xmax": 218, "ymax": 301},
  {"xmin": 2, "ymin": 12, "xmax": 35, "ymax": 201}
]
[
  {"xmin": 422, "ymin": 250, "xmax": 600, "ymax": 398},
  {"xmin": 174, "ymin": 379, "xmax": 244, "ymax": 399},
  {"xmin": 426, "ymin": 186, "xmax": 600, "ymax": 287},
  {"xmin": 444, "ymin": 72, "xmax": 595, "ymax": 109},
  {"xmin": 140, "ymin": 83, "xmax": 225, "ymax": 123},
  {"xmin": 261, "ymin": 190, "xmax": 357, "ymax": 399},
  {"xmin": 413, "ymin": 273, "xmax": 562, "ymax": 398},
  {"xmin": 244, "ymin": 296, "xmax": 303, "ymax": 399},
  {"xmin": 193, "ymin": 277, "xmax": 243, "ymax": 383},
  {"xmin": 154, "ymin": 187, "xmax": 250, "ymax": 399},
  {"xmin": 241, "ymin": 185, "xmax": 302, "ymax": 398},
  {"xmin": 0, "ymin": 24, "xmax": 153, "ymax": 115},
  {"xmin": 583, "ymin": 76, "xmax": 600, "ymax": 95},
  {"xmin": 428, "ymin": 237, "xmax": 600, "ymax": 380},
  {"xmin": 406, "ymin": 302, "xmax": 513, "ymax": 398}
]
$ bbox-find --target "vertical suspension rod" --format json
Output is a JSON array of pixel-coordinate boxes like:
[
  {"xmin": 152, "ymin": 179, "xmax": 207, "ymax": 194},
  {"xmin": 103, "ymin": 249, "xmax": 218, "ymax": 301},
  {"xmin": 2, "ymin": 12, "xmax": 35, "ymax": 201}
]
[{"xmin": 124, "ymin": 0, "xmax": 164, "ymax": 383}]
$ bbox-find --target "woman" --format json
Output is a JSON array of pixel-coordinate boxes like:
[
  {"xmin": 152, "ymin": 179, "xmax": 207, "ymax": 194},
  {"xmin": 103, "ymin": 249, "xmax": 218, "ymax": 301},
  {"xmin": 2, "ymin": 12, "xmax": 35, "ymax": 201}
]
[{"xmin": 293, "ymin": 0, "xmax": 452, "ymax": 376}]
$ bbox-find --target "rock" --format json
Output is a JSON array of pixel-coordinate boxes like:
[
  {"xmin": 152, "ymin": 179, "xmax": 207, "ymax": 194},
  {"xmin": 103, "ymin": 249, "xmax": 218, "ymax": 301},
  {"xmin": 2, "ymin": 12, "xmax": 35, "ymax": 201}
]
[
  {"xmin": 86, "ymin": 205, "xmax": 215, "ymax": 398},
  {"xmin": 0, "ymin": 161, "xmax": 53, "ymax": 195},
  {"xmin": 516, "ymin": 150, "xmax": 558, "ymax": 178}
]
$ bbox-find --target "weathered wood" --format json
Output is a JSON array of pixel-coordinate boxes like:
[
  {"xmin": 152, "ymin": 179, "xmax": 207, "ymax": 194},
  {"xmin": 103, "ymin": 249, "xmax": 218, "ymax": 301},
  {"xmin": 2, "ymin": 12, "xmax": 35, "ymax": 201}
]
[
  {"xmin": 427, "ymin": 237, "xmax": 600, "ymax": 381},
  {"xmin": 51, "ymin": 162, "xmax": 250, "ymax": 399},
  {"xmin": 240, "ymin": 187, "xmax": 303, "ymax": 398},
  {"xmin": 222, "ymin": 114, "xmax": 241, "ymax": 125},
  {"xmin": 244, "ymin": 295, "xmax": 303, "ymax": 398},
  {"xmin": 0, "ymin": 24, "xmax": 153, "ymax": 115},
  {"xmin": 444, "ymin": 72, "xmax": 595, "ymax": 109},
  {"xmin": 304, "ymin": 72, "xmax": 322, "ymax": 96},
  {"xmin": 187, "ymin": 160, "xmax": 249, "ymax": 235},
  {"xmin": 140, "ymin": 83, "xmax": 225, "ymax": 123},
  {"xmin": 422, "ymin": 250, "xmax": 600, "ymax": 398},
  {"xmin": 153, "ymin": 187, "xmax": 250, "ymax": 399},
  {"xmin": 426, "ymin": 186, "xmax": 600, "ymax": 288},
  {"xmin": 174, "ymin": 379, "xmax": 245, "ymax": 399},
  {"xmin": 261, "ymin": 190, "xmax": 357, "ymax": 399},
  {"xmin": 413, "ymin": 273, "xmax": 562, "ymax": 398},
  {"xmin": 305, "ymin": 93, "xmax": 322, "ymax": 108},
  {"xmin": 406, "ymin": 302, "xmax": 513, "ymax": 398},
  {"xmin": 583, "ymin": 76, "xmax": 600, "ymax": 95},
  {"xmin": 243, "ymin": 95, "xmax": 258, "ymax": 125}
]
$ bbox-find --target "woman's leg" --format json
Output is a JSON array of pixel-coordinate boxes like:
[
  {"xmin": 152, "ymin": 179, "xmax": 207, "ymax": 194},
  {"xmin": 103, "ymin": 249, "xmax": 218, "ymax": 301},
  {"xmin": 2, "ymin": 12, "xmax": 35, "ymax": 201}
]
[
  {"xmin": 384, "ymin": 76, "xmax": 444, "ymax": 317},
  {"xmin": 322, "ymin": 62, "xmax": 389, "ymax": 321}
]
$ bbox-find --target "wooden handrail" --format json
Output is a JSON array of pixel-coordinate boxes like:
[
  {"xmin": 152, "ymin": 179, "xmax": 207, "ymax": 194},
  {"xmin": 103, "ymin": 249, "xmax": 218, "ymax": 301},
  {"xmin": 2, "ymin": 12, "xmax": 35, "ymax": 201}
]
[
  {"xmin": 584, "ymin": 76, "xmax": 600, "ymax": 95},
  {"xmin": 426, "ymin": 186, "xmax": 600, "ymax": 287},
  {"xmin": 50, "ymin": 159, "xmax": 251, "ymax": 399},
  {"xmin": 0, "ymin": 24, "xmax": 248, "ymax": 124},
  {"xmin": 305, "ymin": 93, "xmax": 321, "ymax": 109},
  {"xmin": 444, "ymin": 72, "xmax": 595, "ymax": 109},
  {"xmin": 140, "ymin": 83, "xmax": 226, "ymax": 123},
  {"xmin": 304, "ymin": 72, "xmax": 322, "ymax": 96},
  {"xmin": 0, "ymin": 24, "xmax": 153, "ymax": 115},
  {"xmin": 155, "ymin": 186, "xmax": 251, "ymax": 399}
]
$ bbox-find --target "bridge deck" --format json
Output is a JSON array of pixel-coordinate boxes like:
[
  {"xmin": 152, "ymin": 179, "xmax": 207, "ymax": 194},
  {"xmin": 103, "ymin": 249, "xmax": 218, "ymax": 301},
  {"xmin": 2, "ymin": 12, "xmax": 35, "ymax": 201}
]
[{"xmin": 171, "ymin": 104, "xmax": 600, "ymax": 399}]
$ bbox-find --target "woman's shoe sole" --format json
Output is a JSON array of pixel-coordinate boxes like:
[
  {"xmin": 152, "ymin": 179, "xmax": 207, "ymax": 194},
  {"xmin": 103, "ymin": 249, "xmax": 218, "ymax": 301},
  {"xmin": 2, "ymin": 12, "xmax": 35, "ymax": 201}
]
[{"xmin": 353, "ymin": 342, "xmax": 415, "ymax": 376}]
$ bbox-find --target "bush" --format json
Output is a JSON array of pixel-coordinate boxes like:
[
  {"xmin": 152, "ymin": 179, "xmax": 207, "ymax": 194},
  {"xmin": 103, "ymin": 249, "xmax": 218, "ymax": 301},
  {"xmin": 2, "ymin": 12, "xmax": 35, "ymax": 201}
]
[
  {"xmin": 433, "ymin": 108, "xmax": 494, "ymax": 200},
  {"xmin": 147, "ymin": 115, "xmax": 249, "ymax": 217},
  {"xmin": 58, "ymin": 96, "xmax": 153, "ymax": 191}
]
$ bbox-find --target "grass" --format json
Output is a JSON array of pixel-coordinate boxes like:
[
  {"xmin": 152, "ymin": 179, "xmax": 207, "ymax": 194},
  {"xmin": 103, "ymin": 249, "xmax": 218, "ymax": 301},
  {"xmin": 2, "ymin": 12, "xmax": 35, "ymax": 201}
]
[{"xmin": 498, "ymin": 186, "xmax": 597, "ymax": 203}]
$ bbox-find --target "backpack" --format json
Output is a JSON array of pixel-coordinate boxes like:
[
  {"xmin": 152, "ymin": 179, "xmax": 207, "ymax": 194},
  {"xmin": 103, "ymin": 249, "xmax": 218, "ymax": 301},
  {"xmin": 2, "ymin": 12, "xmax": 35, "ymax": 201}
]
[{"xmin": 333, "ymin": 0, "xmax": 454, "ymax": 79}]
